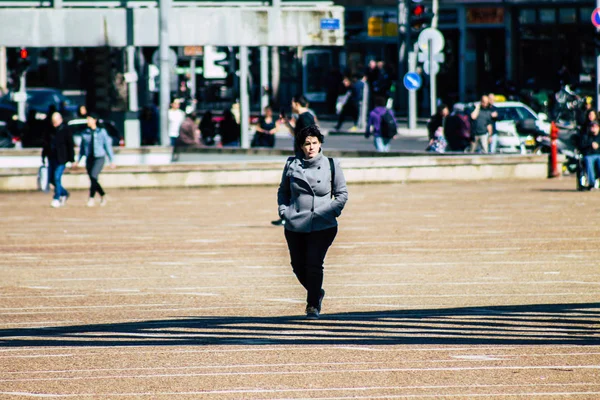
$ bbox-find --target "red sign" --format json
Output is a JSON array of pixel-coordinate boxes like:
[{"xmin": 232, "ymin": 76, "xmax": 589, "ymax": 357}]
[{"xmin": 592, "ymin": 8, "xmax": 600, "ymax": 28}]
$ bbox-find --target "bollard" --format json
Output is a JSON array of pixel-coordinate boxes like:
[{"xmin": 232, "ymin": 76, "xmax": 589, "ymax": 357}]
[{"xmin": 548, "ymin": 121, "xmax": 560, "ymax": 178}]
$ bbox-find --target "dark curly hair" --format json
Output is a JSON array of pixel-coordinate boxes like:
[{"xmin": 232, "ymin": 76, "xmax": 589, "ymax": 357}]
[{"xmin": 295, "ymin": 124, "xmax": 324, "ymax": 151}]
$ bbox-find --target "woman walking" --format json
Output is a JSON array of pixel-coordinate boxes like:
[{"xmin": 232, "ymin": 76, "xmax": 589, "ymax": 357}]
[
  {"xmin": 277, "ymin": 125, "xmax": 348, "ymax": 319},
  {"xmin": 74, "ymin": 113, "xmax": 115, "ymax": 207}
]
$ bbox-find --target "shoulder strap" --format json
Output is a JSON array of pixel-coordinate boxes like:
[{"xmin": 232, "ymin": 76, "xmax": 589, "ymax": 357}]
[{"xmin": 328, "ymin": 157, "xmax": 335, "ymax": 198}]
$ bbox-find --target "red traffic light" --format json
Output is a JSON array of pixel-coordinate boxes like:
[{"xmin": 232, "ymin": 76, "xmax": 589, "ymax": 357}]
[
  {"xmin": 412, "ymin": 5, "xmax": 425, "ymax": 16},
  {"xmin": 19, "ymin": 48, "xmax": 28, "ymax": 59}
]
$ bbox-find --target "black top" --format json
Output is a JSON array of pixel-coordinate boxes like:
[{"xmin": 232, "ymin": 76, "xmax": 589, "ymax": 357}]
[
  {"xmin": 472, "ymin": 107, "xmax": 494, "ymax": 136},
  {"xmin": 294, "ymin": 112, "xmax": 315, "ymax": 136},
  {"xmin": 41, "ymin": 123, "xmax": 75, "ymax": 165},
  {"xmin": 259, "ymin": 116, "xmax": 276, "ymax": 132},
  {"xmin": 220, "ymin": 117, "xmax": 240, "ymax": 145},
  {"xmin": 579, "ymin": 133, "xmax": 600, "ymax": 156}
]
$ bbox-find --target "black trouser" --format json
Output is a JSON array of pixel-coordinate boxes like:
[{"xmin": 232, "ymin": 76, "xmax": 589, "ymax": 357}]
[
  {"xmin": 86, "ymin": 157, "xmax": 105, "ymax": 198},
  {"xmin": 335, "ymin": 102, "xmax": 359, "ymax": 130},
  {"xmin": 284, "ymin": 226, "xmax": 337, "ymax": 309}
]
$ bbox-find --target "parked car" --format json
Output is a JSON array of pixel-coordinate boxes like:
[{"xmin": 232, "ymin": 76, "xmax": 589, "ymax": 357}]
[
  {"xmin": 67, "ymin": 118, "xmax": 123, "ymax": 147},
  {"xmin": 0, "ymin": 88, "xmax": 79, "ymax": 121},
  {"xmin": 493, "ymin": 101, "xmax": 552, "ymax": 149}
]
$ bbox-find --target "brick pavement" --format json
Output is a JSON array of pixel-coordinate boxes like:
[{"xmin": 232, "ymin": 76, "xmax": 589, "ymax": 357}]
[{"xmin": 0, "ymin": 179, "xmax": 599, "ymax": 399}]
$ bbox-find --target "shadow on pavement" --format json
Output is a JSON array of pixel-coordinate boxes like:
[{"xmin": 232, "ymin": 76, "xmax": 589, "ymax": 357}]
[{"xmin": 1, "ymin": 302, "xmax": 599, "ymax": 347}]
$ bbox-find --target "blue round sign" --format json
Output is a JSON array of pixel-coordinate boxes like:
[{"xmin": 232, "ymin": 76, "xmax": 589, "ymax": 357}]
[
  {"xmin": 403, "ymin": 72, "xmax": 422, "ymax": 91},
  {"xmin": 592, "ymin": 8, "xmax": 600, "ymax": 28}
]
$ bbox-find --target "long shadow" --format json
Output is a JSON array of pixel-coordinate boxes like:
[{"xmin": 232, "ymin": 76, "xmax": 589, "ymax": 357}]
[{"xmin": 1, "ymin": 302, "xmax": 599, "ymax": 348}]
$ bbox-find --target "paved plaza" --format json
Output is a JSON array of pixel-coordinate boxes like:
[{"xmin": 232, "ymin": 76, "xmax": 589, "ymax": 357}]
[{"xmin": 0, "ymin": 178, "xmax": 599, "ymax": 399}]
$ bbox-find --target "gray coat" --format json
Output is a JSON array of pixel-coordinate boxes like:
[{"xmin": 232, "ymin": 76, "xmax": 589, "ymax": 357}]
[{"xmin": 277, "ymin": 152, "xmax": 348, "ymax": 233}]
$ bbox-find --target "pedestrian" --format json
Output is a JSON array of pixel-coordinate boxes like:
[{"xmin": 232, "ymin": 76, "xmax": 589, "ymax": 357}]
[
  {"xmin": 578, "ymin": 120, "xmax": 600, "ymax": 190},
  {"xmin": 77, "ymin": 105, "xmax": 88, "ymax": 118},
  {"xmin": 273, "ymin": 94, "xmax": 317, "ymax": 226},
  {"xmin": 199, "ymin": 110, "xmax": 216, "ymax": 146},
  {"xmin": 251, "ymin": 105, "xmax": 278, "ymax": 148},
  {"xmin": 219, "ymin": 109, "xmax": 240, "ymax": 147},
  {"xmin": 277, "ymin": 124, "xmax": 348, "ymax": 319},
  {"xmin": 281, "ymin": 94, "xmax": 317, "ymax": 143},
  {"xmin": 168, "ymin": 99, "xmax": 186, "ymax": 147},
  {"xmin": 177, "ymin": 111, "xmax": 200, "ymax": 145},
  {"xmin": 140, "ymin": 104, "xmax": 159, "ymax": 146},
  {"xmin": 427, "ymin": 104, "xmax": 449, "ymax": 141},
  {"xmin": 365, "ymin": 95, "xmax": 397, "ymax": 152},
  {"xmin": 74, "ymin": 113, "xmax": 115, "ymax": 207},
  {"xmin": 335, "ymin": 76, "xmax": 361, "ymax": 132},
  {"xmin": 469, "ymin": 95, "xmax": 494, "ymax": 153},
  {"xmin": 580, "ymin": 109, "xmax": 598, "ymax": 137},
  {"xmin": 41, "ymin": 112, "xmax": 74, "ymax": 208},
  {"xmin": 487, "ymin": 93, "xmax": 500, "ymax": 153}
]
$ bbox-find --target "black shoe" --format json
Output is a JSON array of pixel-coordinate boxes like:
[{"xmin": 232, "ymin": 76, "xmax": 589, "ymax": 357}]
[
  {"xmin": 306, "ymin": 306, "xmax": 320, "ymax": 320},
  {"xmin": 318, "ymin": 289, "xmax": 325, "ymax": 312},
  {"xmin": 271, "ymin": 218, "xmax": 285, "ymax": 226}
]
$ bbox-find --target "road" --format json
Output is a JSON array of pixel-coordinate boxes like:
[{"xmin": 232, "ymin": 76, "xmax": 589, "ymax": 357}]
[{"xmin": 1, "ymin": 179, "xmax": 599, "ymax": 399}]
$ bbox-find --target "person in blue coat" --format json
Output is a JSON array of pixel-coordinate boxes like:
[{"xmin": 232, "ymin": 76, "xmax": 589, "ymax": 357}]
[{"xmin": 74, "ymin": 113, "xmax": 115, "ymax": 207}]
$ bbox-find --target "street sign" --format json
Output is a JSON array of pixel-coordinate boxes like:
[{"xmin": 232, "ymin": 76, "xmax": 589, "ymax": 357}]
[
  {"xmin": 417, "ymin": 28, "xmax": 445, "ymax": 54},
  {"xmin": 152, "ymin": 48, "xmax": 177, "ymax": 68},
  {"xmin": 183, "ymin": 46, "xmax": 203, "ymax": 57},
  {"xmin": 592, "ymin": 8, "xmax": 600, "ymax": 28},
  {"xmin": 423, "ymin": 61, "xmax": 440, "ymax": 76},
  {"xmin": 418, "ymin": 52, "xmax": 445, "ymax": 63},
  {"xmin": 321, "ymin": 18, "xmax": 340, "ymax": 30},
  {"xmin": 403, "ymin": 72, "xmax": 422, "ymax": 91}
]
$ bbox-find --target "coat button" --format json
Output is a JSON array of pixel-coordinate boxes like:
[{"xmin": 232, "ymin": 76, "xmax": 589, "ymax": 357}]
[
  {"xmin": 318, "ymin": 166, "xmax": 321, "ymax": 169},
  {"xmin": 317, "ymin": 180, "xmax": 321, "ymax": 183},
  {"xmin": 311, "ymin": 208, "xmax": 314, "ymax": 212}
]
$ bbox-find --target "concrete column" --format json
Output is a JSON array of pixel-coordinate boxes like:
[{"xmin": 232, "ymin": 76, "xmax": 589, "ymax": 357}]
[
  {"xmin": 504, "ymin": 7, "xmax": 512, "ymax": 81},
  {"xmin": 125, "ymin": 46, "xmax": 140, "ymax": 148},
  {"xmin": 0, "ymin": 47, "xmax": 6, "ymax": 93},
  {"xmin": 260, "ymin": 45, "xmax": 269, "ymax": 111},
  {"xmin": 239, "ymin": 46, "xmax": 250, "ymax": 149},
  {"xmin": 190, "ymin": 58, "xmax": 197, "ymax": 107}
]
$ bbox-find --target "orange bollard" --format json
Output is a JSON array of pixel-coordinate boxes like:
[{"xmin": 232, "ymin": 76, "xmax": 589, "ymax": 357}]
[{"xmin": 548, "ymin": 121, "xmax": 560, "ymax": 178}]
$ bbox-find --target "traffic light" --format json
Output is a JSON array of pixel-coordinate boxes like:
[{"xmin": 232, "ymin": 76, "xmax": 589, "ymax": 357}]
[
  {"xmin": 14, "ymin": 47, "xmax": 31, "ymax": 77},
  {"xmin": 410, "ymin": 3, "xmax": 434, "ymax": 32}
]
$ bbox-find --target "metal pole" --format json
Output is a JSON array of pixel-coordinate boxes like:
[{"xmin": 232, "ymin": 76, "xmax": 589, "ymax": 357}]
[
  {"xmin": 0, "ymin": 47, "xmax": 6, "ymax": 94},
  {"xmin": 397, "ymin": 0, "xmax": 408, "ymax": 112},
  {"xmin": 260, "ymin": 46, "xmax": 269, "ymax": 110},
  {"xmin": 239, "ymin": 46, "xmax": 250, "ymax": 149},
  {"xmin": 159, "ymin": 0, "xmax": 171, "ymax": 147},
  {"xmin": 17, "ymin": 73, "xmax": 26, "ymax": 122},
  {"xmin": 432, "ymin": 0, "xmax": 439, "ymax": 29},
  {"xmin": 190, "ymin": 57, "xmax": 197, "ymax": 107},
  {"xmin": 429, "ymin": 38, "xmax": 437, "ymax": 115},
  {"xmin": 125, "ymin": 45, "xmax": 140, "ymax": 147},
  {"xmin": 358, "ymin": 81, "xmax": 369, "ymax": 130},
  {"xmin": 408, "ymin": 51, "xmax": 417, "ymax": 130}
]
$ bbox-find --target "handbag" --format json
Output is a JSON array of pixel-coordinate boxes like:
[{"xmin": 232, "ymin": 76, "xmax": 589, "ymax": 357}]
[{"xmin": 37, "ymin": 164, "xmax": 50, "ymax": 192}]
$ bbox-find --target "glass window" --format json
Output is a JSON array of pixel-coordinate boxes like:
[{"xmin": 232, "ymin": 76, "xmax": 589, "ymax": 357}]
[
  {"xmin": 559, "ymin": 8, "xmax": 576, "ymax": 24},
  {"xmin": 515, "ymin": 107, "xmax": 537, "ymax": 120},
  {"xmin": 581, "ymin": 7, "xmax": 594, "ymax": 23},
  {"xmin": 539, "ymin": 9, "xmax": 556, "ymax": 24},
  {"xmin": 519, "ymin": 9, "xmax": 536, "ymax": 25}
]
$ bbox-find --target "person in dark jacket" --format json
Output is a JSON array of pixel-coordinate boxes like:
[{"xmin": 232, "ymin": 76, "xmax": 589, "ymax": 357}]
[
  {"xmin": 199, "ymin": 111, "xmax": 216, "ymax": 146},
  {"xmin": 41, "ymin": 112, "xmax": 75, "ymax": 208},
  {"xmin": 277, "ymin": 125, "xmax": 348, "ymax": 320},
  {"xmin": 334, "ymin": 76, "xmax": 362, "ymax": 132},
  {"xmin": 219, "ymin": 109, "xmax": 240, "ymax": 147},
  {"xmin": 579, "ymin": 120, "xmax": 600, "ymax": 190}
]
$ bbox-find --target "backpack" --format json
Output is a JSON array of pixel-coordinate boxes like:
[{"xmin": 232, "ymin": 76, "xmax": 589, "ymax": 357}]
[{"xmin": 380, "ymin": 111, "xmax": 397, "ymax": 138}]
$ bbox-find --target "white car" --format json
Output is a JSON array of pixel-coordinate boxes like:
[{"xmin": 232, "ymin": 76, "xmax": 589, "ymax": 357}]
[
  {"xmin": 495, "ymin": 119, "xmax": 526, "ymax": 154},
  {"xmin": 493, "ymin": 101, "xmax": 552, "ymax": 148}
]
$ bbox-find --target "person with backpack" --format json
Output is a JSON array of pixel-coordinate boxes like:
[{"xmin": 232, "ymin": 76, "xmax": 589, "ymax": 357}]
[
  {"xmin": 277, "ymin": 125, "xmax": 348, "ymax": 320},
  {"xmin": 365, "ymin": 96, "xmax": 397, "ymax": 152}
]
